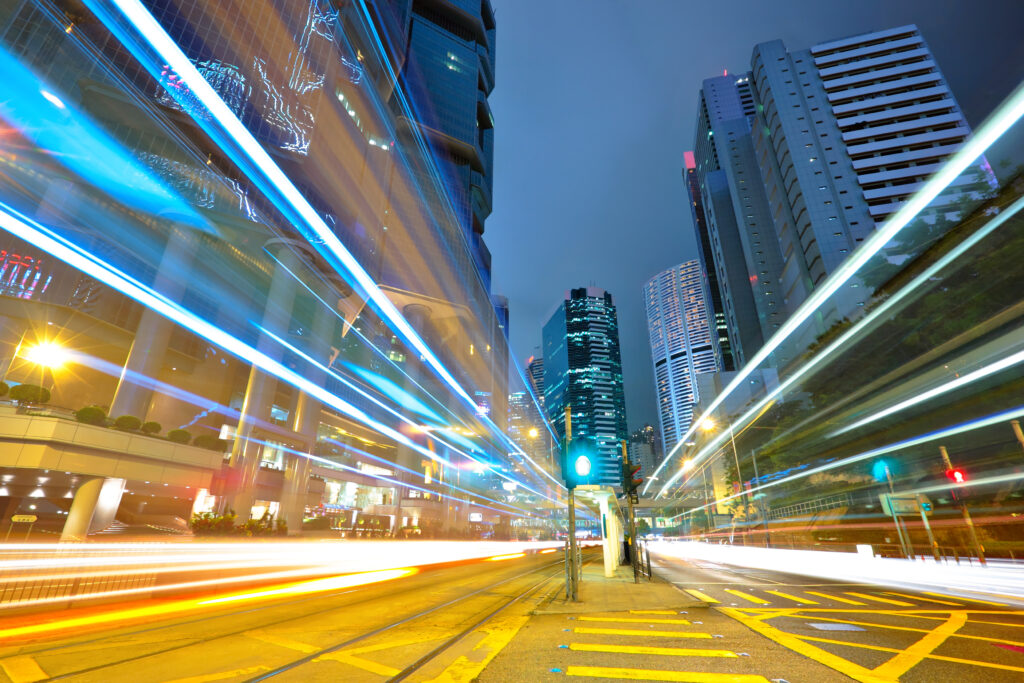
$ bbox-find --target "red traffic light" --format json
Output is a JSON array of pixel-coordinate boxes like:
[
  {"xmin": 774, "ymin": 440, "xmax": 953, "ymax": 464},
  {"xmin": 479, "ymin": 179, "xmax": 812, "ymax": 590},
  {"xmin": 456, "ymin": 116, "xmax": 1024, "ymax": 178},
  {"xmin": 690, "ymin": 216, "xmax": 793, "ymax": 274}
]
[{"xmin": 946, "ymin": 468, "xmax": 966, "ymax": 484}]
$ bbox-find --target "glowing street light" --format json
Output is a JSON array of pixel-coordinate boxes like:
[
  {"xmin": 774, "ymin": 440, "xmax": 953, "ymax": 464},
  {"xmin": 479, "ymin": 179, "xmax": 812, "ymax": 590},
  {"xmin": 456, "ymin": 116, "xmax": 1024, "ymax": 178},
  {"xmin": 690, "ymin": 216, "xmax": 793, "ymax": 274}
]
[
  {"xmin": 528, "ymin": 427, "xmax": 539, "ymax": 439},
  {"xmin": 23, "ymin": 341, "xmax": 70, "ymax": 370},
  {"xmin": 681, "ymin": 459, "xmax": 695, "ymax": 472},
  {"xmin": 700, "ymin": 417, "xmax": 716, "ymax": 432}
]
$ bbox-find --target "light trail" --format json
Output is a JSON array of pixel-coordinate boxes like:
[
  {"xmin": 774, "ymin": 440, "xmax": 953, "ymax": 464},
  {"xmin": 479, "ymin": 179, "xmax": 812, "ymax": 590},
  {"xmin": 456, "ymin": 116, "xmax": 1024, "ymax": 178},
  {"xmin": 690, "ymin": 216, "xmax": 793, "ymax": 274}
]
[
  {"xmin": 646, "ymin": 80, "xmax": 1024, "ymax": 495},
  {"xmin": 0, "ymin": 541, "xmax": 563, "ymax": 618},
  {"xmin": 651, "ymin": 542, "xmax": 1024, "ymax": 605},
  {"xmin": 652, "ymin": 188, "xmax": 1024, "ymax": 498},
  {"xmin": 82, "ymin": 0, "xmax": 485, "ymax": 425},
  {"xmin": 663, "ymin": 402, "xmax": 1024, "ymax": 522}
]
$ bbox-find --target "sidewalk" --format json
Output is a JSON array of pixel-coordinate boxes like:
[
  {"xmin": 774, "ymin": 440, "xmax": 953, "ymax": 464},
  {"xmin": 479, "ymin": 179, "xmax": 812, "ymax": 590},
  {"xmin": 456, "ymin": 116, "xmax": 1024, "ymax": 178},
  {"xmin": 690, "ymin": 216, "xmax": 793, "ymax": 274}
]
[{"xmin": 478, "ymin": 559, "xmax": 850, "ymax": 682}]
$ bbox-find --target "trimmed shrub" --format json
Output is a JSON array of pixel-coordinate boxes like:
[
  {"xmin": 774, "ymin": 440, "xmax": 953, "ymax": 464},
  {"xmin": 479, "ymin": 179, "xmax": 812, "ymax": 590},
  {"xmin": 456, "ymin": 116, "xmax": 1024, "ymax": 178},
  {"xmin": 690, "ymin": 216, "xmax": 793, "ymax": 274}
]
[
  {"xmin": 190, "ymin": 511, "xmax": 237, "ymax": 536},
  {"xmin": 9, "ymin": 384, "xmax": 50, "ymax": 404},
  {"xmin": 114, "ymin": 415, "xmax": 142, "ymax": 431},
  {"xmin": 0, "ymin": 381, "xmax": 8, "ymax": 397},
  {"xmin": 141, "ymin": 421, "xmax": 162, "ymax": 435},
  {"xmin": 167, "ymin": 429, "xmax": 192, "ymax": 444},
  {"xmin": 74, "ymin": 405, "xmax": 107, "ymax": 426},
  {"xmin": 193, "ymin": 434, "xmax": 228, "ymax": 451}
]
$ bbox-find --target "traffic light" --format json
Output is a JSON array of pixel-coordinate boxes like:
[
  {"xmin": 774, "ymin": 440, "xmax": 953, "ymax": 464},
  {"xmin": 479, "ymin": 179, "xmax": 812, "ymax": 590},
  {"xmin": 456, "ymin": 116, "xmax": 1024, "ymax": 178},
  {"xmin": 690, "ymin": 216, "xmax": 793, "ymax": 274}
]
[
  {"xmin": 946, "ymin": 468, "xmax": 966, "ymax": 485},
  {"xmin": 622, "ymin": 462, "xmax": 642, "ymax": 495},
  {"xmin": 560, "ymin": 439, "xmax": 599, "ymax": 489}
]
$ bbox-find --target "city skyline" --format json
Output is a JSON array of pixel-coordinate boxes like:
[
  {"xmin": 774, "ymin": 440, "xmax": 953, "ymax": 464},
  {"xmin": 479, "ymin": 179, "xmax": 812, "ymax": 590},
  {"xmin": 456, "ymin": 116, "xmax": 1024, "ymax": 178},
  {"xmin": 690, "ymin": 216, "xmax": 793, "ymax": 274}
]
[{"xmin": 487, "ymin": 0, "xmax": 1024, "ymax": 430}]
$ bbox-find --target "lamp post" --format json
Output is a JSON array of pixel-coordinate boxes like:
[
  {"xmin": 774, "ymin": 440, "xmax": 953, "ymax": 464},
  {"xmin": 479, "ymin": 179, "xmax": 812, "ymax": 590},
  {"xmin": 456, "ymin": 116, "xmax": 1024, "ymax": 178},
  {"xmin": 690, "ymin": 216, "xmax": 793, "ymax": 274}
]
[{"xmin": 701, "ymin": 417, "xmax": 753, "ymax": 545}]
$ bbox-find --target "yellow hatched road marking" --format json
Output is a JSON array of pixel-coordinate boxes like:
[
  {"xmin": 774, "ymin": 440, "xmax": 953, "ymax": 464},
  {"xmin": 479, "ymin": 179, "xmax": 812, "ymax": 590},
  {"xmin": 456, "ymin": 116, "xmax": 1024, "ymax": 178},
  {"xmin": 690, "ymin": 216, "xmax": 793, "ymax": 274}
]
[
  {"xmin": 764, "ymin": 590, "xmax": 818, "ymax": 604},
  {"xmin": 805, "ymin": 592, "xmax": 866, "ymax": 605},
  {"xmin": 319, "ymin": 653, "xmax": 399, "ymax": 677},
  {"xmin": 796, "ymin": 632, "xmax": 1024, "ymax": 675},
  {"xmin": 574, "ymin": 627, "xmax": 711, "ymax": 639},
  {"xmin": 630, "ymin": 610, "xmax": 678, "ymax": 615},
  {"xmin": 925, "ymin": 591, "xmax": 1007, "ymax": 606},
  {"xmin": 684, "ymin": 589, "xmax": 719, "ymax": 604},
  {"xmin": 578, "ymin": 616, "xmax": 692, "ymax": 625},
  {"xmin": 796, "ymin": 613, "xmax": 1024, "ymax": 648},
  {"xmin": 570, "ymin": 643, "xmax": 737, "ymax": 657},
  {"xmin": 844, "ymin": 592, "xmax": 914, "ymax": 606},
  {"xmin": 244, "ymin": 631, "xmax": 318, "ymax": 653},
  {"xmin": 0, "ymin": 656, "xmax": 48, "ymax": 683},
  {"xmin": 426, "ymin": 614, "xmax": 530, "ymax": 683},
  {"xmin": 872, "ymin": 611, "xmax": 967, "ymax": 679},
  {"xmin": 566, "ymin": 666, "xmax": 770, "ymax": 682},
  {"xmin": 719, "ymin": 608, "xmax": 887, "ymax": 683},
  {"xmin": 882, "ymin": 591, "xmax": 961, "ymax": 606},
  {"xmin": 724, "ymin": 589, "xmax": 770, "ymax": 605}
]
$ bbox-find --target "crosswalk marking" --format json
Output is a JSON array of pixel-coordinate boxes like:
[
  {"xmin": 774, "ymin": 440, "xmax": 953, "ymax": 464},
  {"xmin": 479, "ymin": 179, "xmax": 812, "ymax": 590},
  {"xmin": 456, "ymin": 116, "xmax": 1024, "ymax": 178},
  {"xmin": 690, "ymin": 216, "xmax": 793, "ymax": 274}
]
[
  {"xmin": 684, "ymin": 589, "xmax": 719, "ymax": 604},
  {"xmin": 630, "ymin": 610, "xmax": 678, "ymax": 615},
  {"xmin": 883, "ymin": 591, "xmax": 962, "ymax": 606},
  {"xmin": 844, "ymin": 592, "xmax": 914, "ymax": 606},
  {"xmin": 805, "ymin": 591, "xmax": 865, "ymax": 605},
  {"xmin": 565, "ymin": 666, "xmax": 770, "ymax": 681},
  {"xmin": 569, "ymin": 643, "xmax": 738, "ymax": 658},
  {"xmin": 578, "ymin": 616, "xmax": 692, "ymax": 625},
  {"xmin": 925, "ymin": 591, "xmax": 1007, "ymax": 606},
  {"xmin": 574, "ymin": 627, "xmax": 712, "ymax": 639},
  {"xmin": 764, "ymin": 590, "xmax": 818, "ymax": 605},
  {"xmin": 723, "ymin": 589, "xmax": 770, "ymax": 605}
]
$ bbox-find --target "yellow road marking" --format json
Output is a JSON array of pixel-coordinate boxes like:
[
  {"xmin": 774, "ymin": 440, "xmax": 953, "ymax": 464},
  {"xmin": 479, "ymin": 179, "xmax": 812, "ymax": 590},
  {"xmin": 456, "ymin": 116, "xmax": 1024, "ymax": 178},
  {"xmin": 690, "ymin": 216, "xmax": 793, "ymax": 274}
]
[
  {"xmin": 845, "ymin": 592, "xmax": 914, "ymax": 606},
  {"xmin": 724, "ymin": 589, "xmax": 770, "ymax": 605},
  {"xmin": 578, "ymin": 616, "xmax": 692, "ymax": 625},
  {"xmin": 320, "ymin": 652, "xmax": 400, "ymax": 677},
  {"xmin": 684, "ymin": 589, "xmax": 719, "ymax": 603},
  {"xmin": 566, "ymin": 666, "xmax": 769, "ymax": 682},
  {"xmin": 570, "ymin": 643, "xmax": 737, "ymax": 657},
  {"xmin": 574, "ymin": 627, "xmax": 711, "ymax": 639},
  {"xmin": 805, "ymin": 592, "xmax": 866, "ymax": 605},
  {"xmin": 0, "ymin": 656, "xmax": 48, "ymax": 683},
  {"xmin": 718, "ymin": 607, "xmax": 888, "ymax": 683},
  {"xmin": 796, "ymin": 614, "xmax": 1024, "ymax": 648},
  {"xmin": 873, "ymin": 611, "xmax": 967, "ymax": 678},
  {"xmin": 764, "ymin": 590, "xmax": 818, "ymax": 605},
  {"xmin": 883, "ymin": 592, "xmax": 961, "ymax": 606},
  {"xmin": 925, "ymin": 592, "xmax": 1007, "ymax": 606},
  {"xmin": 630, "ymin": 610, "xmax": 678, "ymax": 615},
  {"xmin": 426, "ymin": 615, "xmax": 530, "ymax": 683},
  {"xmin": 796, "ymin": 633, "xmax": 1024, "ymax": 675},
  {"xmin": 244, "ymin": 631, "xmax": 318, "ymax": 653},
  {"xmin": 161, "ymin": 666, "xmax": 271, "ymax": 683}
]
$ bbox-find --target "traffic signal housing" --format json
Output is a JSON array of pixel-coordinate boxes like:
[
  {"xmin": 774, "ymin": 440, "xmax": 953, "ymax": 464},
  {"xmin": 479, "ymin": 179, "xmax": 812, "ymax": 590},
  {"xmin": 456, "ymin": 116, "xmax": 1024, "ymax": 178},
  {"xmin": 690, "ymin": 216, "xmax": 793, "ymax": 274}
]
[
  {"xmin": 622, "ymin": 462, "xmax": 642, "ymax": 494},
  {"xmin": 560, "ymin": 439, "xmax": 601, "ymax": 489}
]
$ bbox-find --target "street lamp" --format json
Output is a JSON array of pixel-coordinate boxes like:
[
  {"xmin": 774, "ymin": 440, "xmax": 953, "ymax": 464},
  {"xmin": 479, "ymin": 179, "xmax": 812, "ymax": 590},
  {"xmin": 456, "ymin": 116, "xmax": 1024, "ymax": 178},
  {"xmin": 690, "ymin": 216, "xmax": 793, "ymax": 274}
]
[{"xmin": 23, "ymin": 341, "xmax": 70, "ymax": 369}]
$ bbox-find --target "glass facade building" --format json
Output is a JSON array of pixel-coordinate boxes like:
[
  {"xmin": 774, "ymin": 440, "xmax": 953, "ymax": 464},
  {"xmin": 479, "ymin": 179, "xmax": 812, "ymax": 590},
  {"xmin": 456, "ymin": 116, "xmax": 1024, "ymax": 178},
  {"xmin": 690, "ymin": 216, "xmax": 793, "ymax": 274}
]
[
  {"xmin": 644, "ymin": 261, "xmax": 721, "ymax": 453},
  {"xmin": 542, "ymin": 287, "xmax": 628, "ymax": 487},
  {"xmin": 0, "ymin": 0, "xmax": 538, "ymax": 541}
]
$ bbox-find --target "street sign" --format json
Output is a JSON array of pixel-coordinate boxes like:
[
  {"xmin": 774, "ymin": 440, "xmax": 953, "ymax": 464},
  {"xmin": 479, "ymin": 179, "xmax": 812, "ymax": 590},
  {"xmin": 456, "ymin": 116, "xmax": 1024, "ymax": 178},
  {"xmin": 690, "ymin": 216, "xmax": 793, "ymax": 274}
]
[
  {"xmin": 879, "ymin": 494, "xmax": 931, "ymax": 516},
  {"xmin": 11, "ymin": 515, "xmax": 37, "ymax": 523}
]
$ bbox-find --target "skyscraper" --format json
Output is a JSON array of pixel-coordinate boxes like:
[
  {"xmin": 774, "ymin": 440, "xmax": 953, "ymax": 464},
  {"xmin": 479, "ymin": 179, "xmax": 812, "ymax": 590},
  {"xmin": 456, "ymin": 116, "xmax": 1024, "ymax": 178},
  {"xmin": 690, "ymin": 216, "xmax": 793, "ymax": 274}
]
[
  {"xmin": 398, "ymin": 0, "xmax": 497, "ymax": 289},
  {"xmin": 684, "ymin": 151, "xmax": 734, "ymax": 371},
  {"xmin": 526, "ymin": 355, "xmax": 545, "ymax": 410},
  {"xmin": 644, "ymin": 262, "xmax": 721, "ymax": 453},
  {"xmin": 542, "ymin": 288, "xmax": 628, "ymax": 486},
  {"xmin": 688, "ymin": 24, "xmax": 993, "ymax": 366},
  {"xmin": 628, "ymin": 424, "xmax": 660, "ymax": 478}
]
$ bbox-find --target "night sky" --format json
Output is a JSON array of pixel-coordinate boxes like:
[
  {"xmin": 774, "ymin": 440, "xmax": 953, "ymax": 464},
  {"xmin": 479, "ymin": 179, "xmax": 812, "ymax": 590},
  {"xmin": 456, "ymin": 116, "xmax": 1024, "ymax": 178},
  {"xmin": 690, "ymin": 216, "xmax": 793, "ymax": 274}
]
[{"xmin": 487, "ymin": 0, "xmax": 1024, "ymax": 432}]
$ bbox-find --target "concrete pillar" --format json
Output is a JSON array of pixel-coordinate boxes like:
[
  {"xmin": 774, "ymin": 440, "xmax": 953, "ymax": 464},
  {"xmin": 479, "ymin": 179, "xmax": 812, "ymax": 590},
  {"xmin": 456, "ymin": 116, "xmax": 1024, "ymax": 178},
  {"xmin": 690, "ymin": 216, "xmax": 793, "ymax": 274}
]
[
  {"xmin": 224, "ymin": 244, "xmax": 301, "ymax": 519},
  {"xmin": 110, "ymin": 226, "xmax": 194, "ymax": 419},
  {"xmin": 61, "ymin": 477, "xmax": 104, "ymax": 542},
  {"xmin": 599, "ymin": 496, "xmax": 622, "ymax": 578}
]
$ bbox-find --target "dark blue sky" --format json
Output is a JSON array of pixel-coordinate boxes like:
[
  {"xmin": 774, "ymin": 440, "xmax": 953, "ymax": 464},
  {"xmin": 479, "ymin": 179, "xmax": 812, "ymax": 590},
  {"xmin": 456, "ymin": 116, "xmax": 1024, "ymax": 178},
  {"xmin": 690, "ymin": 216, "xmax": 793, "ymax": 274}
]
[{"xmin": 487, "ymin": 0, "xmax": 1024, "ymax": 432}]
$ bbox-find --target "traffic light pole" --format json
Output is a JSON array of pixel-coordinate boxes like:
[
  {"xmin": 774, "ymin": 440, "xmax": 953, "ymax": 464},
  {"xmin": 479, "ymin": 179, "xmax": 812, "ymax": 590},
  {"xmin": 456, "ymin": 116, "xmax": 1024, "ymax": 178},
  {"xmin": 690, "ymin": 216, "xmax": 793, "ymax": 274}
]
[
  {"xmin": 621, "ymin": 441, "xmax": 639, "ymax": 584},
  {"xmin": 939, "ymin": 446, "xmax": 985, "ymax": 566},
  {"xmin": 565, "ymin": 405, "xmax": 579, "ymax": 601}
]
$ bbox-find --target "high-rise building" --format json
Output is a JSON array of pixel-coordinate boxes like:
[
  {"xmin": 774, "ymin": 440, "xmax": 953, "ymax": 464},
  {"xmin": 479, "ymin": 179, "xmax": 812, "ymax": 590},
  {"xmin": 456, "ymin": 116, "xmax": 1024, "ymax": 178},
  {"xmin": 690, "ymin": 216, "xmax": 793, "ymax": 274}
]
[
  {"xmin": 542, "ymin": 288, "xmax": 628, "ymax": 486},
  {"xmin": 750, "ymin": 25, "xmax": 993, "ymax": 309},
  {"xmin": 684, "ymin": 151, "xmax": 734, "ymax": 371},
  {"xmin": 689, "ymin": 25, "xmax": 993, "ymax": 367},
  {"xmin": 644, "ymin": 262, "xmax": 721, "ymax": 453},
  {"xmin": 398, "ymin": 0, "xmax": 497, "ymax": 289},
  {"xmin": 628, "ymin": 424, "xmax": 660, "ymax": 478},
  {"xmin": 525, "ymin": 355, "xmax": 545, "ymax": 410}
]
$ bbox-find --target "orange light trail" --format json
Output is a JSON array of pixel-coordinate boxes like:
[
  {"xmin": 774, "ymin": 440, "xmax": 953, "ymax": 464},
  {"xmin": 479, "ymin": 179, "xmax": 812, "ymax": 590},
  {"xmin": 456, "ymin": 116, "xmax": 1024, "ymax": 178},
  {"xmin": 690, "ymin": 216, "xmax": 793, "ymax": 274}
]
[
  {"xmin": 484, "ymin": 553, "xmax": 526, "ymax": 562},
  {"xmin": 0, "ymin": 568, "xmax": 418, "ymax": 641}
]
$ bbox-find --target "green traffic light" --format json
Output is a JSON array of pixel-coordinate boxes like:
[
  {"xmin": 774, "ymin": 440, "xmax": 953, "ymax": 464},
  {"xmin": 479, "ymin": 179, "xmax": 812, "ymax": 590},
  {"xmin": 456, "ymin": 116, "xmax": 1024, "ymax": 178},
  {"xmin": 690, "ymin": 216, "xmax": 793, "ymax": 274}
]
[{"xmin": 574, "ymin": 454, "xmax": 592, "ymax": 477}]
